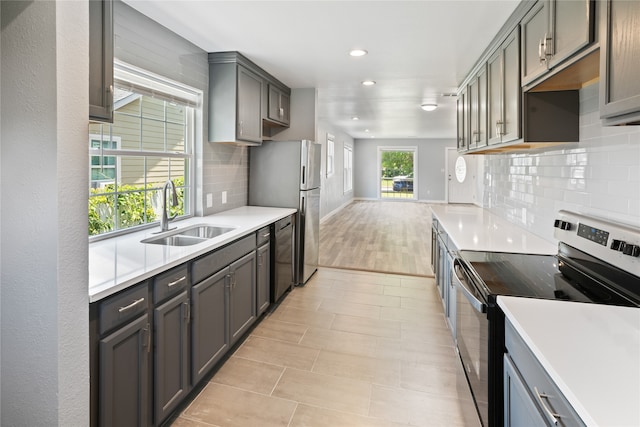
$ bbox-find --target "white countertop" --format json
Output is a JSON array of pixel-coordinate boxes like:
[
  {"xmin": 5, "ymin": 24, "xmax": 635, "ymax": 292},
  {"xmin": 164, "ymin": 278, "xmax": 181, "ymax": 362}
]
[
  {"xmin": 430, "ymin": 204, "xmax": 557, "ymax": 254},
  {"xmin": 498, "ymin": 296, "xmax": 640, "ymax": 427},
  {"xmin": 89, "ymin": 206, "xmax": 296, "ymax": 302}
]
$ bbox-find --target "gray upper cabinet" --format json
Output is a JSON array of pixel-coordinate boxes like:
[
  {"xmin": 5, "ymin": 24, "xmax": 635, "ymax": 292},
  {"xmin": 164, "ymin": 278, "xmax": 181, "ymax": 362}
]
[
  {"xmin": 89, "ymin": 0, "xmax": 114, "ymax": 122},
  {"xmin": 521, "ymin": 0, "xmax": 593, "ymax": 87},
  {"xmin": 456, "ymin": 88, "xmax": 468, "ymax": 151},
  {"xmin": 209, "ymin": 52, "xmax": 291, "ymax": 144},
  {"xmin": 468, "ymin": 65, "xmax": 488, "ymax": 150},
  {"xmin": 267, "ymin": 85, "xmax": 291, "ymax": 126},
  {"xmin": 208, "ymin": 57, "xmax": 263, "ymax": 145},
  {"xmin": 599, "ymin": 0, "xmax": 640, "ymax": 125},
  {"xmin": 487, "ymin": 28, "xmax": 521, "ymax": 146}
]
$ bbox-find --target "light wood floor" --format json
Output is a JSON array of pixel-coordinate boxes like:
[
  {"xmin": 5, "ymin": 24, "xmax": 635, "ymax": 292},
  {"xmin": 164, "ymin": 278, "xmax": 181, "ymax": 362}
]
[
  {"xmin": 319, "ymin": 200, "xmax": 434, "ymax": 277},
  {"xmin": 171, "ymin": 268, "xmax": 480, "ymax": 427}
]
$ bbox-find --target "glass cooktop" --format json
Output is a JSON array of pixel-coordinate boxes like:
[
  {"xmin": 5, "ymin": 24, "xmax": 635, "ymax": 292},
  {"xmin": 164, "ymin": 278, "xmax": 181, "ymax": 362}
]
[{"xmin": 458, "ymin": 244, "xmax": 640, "ymax": 307}]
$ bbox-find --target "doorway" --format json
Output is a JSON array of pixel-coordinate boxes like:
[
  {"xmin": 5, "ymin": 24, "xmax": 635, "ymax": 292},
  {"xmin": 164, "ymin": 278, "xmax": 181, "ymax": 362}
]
[
  {"xmin": 446, "ymin": 147, "xmax": 477, "ymax": 203},
  {"xmin": 378, "ymin": 147, "xmax": 417, "ymax": 200}
]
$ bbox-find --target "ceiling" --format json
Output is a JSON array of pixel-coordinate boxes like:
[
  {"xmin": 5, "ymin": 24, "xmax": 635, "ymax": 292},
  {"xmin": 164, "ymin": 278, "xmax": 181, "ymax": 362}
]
[{"xmin": 124, "ymin": 0, "xmax": 520, "ymax": 140}]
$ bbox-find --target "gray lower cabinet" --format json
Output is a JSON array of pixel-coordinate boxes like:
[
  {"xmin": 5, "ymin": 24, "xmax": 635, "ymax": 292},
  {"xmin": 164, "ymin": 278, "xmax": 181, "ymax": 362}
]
[
  {"xmin": 229, "ymin": 252, "xmax": 257, "ymax": 345},
  {"xmin": 599, "ymin": 0, "xmax": 640, "ymax": 124},
  {"xmin": 153, "ymin": 290, "xmax": 190, "ymax": 424},
  {"xmin": 89, "ymin": 0, "xmax": 114, "ymax": 122},
  {"xmin": 503, "ymin": 354, "xmax": 546, "ymax": 427},
  {"xmin": 96, "ymin": 281, "xmax": 151, "ymax": 427},
  {"xmin": 191, "ymin": 268, "xmax": 229, "ymax": 385},
  {"xmin": 257, "ymin": 243, "xmax": 271, "ymax": 316}
]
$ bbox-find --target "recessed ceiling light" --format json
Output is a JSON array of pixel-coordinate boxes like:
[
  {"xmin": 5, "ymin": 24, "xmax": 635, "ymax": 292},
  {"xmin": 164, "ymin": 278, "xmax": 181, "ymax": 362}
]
[
  {"xmin": 351, "ymin": 116, "xmax": 359, "ymax": 121},
  {"xmin": 421, "ymin": 103, "xmax": 438, "ymax": 111},
  {"xmin": 364, "ymin": 129, "xmax": 370, "ymax": 132},
  {"xmin": 361, "ymin": 80, "xmax": 376, "ymax": 86},
  {"xmin": 349, "ymin": 49, "xmax": 368, "ymax": 57}
]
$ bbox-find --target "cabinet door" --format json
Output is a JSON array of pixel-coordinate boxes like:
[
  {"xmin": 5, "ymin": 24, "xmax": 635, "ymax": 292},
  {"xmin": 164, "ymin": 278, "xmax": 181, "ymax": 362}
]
[
  {"xmin": 100, "ymin": 314, "xmax": 150, "ymax": 427},
  {"xmin": 89, "ymin": 0, "xmax": 114, "ymax": 122},
  {"xmin": 257, "ymin": 243, "xmax": 271, "ymax": 316},
  {"xmin": 551, "ymin": 0, "xmax": 593, "ymax": 68},
  {"xmin": 502, "ymin": 28, "xmax": 521, "ymax": 144},
  {"xmin": 229, "ymin": 252, "xmax": 257, "ymax": 345},
  {"xmin": 478, "ymin": 65, "xmax": 488, "ymax": 148},
  {"xmin": 468, "ymin": 78, "xmax": 479, "ymax": 150},
  {"xmin": 521, "ymin": 0, "xmax": 549, "ymax": 86},
  {"xmin": 237, "ymin": 66, "xmax": 263, "ymax": 143},
  {"xmin": 191, "ymin": 268, "xmax": 228, "ymax": 385},
  {"xmin": 456, "ymin": 89, "xmax": 467, "ymax": 151},
  {"xmin": 503, "ymin": 355, "xmax": 546, "ymax": 427},
  {"xmin": 600, "ymin": 0, "xmax": 640, "ymax": 120},
  {"xmin": 154, "ymin": 291, "xmax": 190, "ymax": 425},
  {"xmin": 268, "ymin": 85, "xmax": 290, "ymax": 126},
  {"xmin": 487, "ymin": 49, "xmax": 503, "ymax": 145}
]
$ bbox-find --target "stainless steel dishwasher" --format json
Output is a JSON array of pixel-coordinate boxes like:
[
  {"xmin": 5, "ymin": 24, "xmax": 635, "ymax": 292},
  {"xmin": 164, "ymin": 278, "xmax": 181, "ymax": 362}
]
[{"xmin": 272, "ymin": 214, "xmax": 295, "ymax": 302}]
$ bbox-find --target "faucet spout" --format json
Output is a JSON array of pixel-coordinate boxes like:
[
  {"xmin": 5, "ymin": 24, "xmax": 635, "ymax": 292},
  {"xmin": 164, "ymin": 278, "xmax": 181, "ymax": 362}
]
[{"xmin": 159, "ymin": 179, "xmax": 179, "ymax": 232}]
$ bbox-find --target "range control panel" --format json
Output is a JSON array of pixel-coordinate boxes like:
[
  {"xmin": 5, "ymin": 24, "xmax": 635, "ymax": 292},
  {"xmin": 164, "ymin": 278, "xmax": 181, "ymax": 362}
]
[{"xmin": 554, "ymin": 210, "xmax": 640, "ymax": 276}]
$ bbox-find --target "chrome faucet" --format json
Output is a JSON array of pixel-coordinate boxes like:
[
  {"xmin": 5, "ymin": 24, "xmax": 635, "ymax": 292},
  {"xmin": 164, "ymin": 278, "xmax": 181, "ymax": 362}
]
[{"xmin": 159, "ymin": 179, "xmax": 179, "ymax": 232}]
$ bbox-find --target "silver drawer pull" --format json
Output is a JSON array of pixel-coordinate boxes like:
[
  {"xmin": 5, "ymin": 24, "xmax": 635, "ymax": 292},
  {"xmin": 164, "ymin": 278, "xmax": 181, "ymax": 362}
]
[
  {"xmin": 534, "ymin": 387, "xmax": 561, "ymax": 426},
  {"xmin": 118, "ymin": 297, "xmax": 145, "ymax": 313},
  {"xmin": 168, "ymin": 276, "xmax": 187, "ymax": 287},
  {"xmin": 261, "ymin": 232, "xmax": 271, "ymax": 239}
]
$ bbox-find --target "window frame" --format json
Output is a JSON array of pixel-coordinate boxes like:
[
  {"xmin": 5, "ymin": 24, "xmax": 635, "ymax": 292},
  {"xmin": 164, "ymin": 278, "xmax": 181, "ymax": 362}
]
[
  {"xmin": 88, "ymin": 61, "xmax": 201, "ymax": 240},
  {"xmin": 343, "ymin": 144, "xmax": 353, "ymax": 193}
]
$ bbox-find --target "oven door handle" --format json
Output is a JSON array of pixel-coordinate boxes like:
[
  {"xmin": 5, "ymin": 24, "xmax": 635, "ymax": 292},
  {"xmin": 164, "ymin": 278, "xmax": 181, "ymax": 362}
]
[{"xmin": 453, "ymin": 259, "xmax": 486, "ymax": 314}]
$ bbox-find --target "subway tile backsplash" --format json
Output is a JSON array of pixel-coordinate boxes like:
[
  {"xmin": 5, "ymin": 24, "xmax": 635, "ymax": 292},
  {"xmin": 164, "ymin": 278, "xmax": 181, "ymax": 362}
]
[{"xmin": 483, "ymin": 83, "xmax": 640, "ymax": 242}]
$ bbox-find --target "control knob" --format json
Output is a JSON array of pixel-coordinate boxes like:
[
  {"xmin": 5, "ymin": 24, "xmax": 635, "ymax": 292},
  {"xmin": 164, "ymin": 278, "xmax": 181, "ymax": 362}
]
[
  {"xmin": 622, "ymin": 244, "xmax": 640, "ymax": 257},
  {"xmin": 553, "ymin": 219, "xmax": 572, "ymax": 230},
  {"xmin": 611, "ymin": 239, "xmax": 624, "ymax": 251}
]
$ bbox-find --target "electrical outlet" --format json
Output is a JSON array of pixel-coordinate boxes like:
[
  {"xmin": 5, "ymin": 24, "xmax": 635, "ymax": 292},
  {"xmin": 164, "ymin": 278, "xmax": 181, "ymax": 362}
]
[
  {"xmin": 221, "ymin": 191, "xmax": 227, "ymax": 204},
  {"xmin": 206, "ymin": 193, "xmax": 213, "ymax": 208}
]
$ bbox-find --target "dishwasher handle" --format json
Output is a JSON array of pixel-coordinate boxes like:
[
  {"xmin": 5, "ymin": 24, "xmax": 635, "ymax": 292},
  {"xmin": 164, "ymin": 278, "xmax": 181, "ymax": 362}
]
[{"xmin": 452, "ymin": 259, "xmax": 486, "ymax": 314}]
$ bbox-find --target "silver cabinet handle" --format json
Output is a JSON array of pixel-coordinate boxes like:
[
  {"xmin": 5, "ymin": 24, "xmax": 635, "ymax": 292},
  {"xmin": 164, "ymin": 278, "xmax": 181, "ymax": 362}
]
[
  {"xmin": 183, "ymin": 301, "xmax": 190, "ymax": 323},
  {"xmin": 496, "ymin": 121, "xmax": 503, "ymax": 137},
  {"xmin": 142, "ymin": 323, "xmax": 151, "ymax": 353},
  {"xmin": 534, "ymin": 387, "xmax": 561, "ymax": 426},
  {"xmin": 539, "ymin": 38, "xmax": 545, "ymax": 63},
  {"xmin": 261, "ymin": 232, "xmax": 271, "ymax": 239},
  {"xmin": 118, "ymin": 297, "xmax": 145, "ymax": 313},
  {"xmin": 168, "ymin": 276, "xmax": 186, "ymax": 287}
]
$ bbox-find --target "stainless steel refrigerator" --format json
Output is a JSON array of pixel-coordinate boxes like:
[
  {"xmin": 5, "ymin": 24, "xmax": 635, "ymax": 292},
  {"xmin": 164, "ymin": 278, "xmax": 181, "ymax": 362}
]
[{"xmin": 249, "ymin": 140, "xmax": 321, "ymax": 285}]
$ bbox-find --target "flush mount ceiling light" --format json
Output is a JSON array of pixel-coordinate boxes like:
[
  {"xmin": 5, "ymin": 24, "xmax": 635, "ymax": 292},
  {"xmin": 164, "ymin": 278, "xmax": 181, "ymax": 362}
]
[
  {"xmin": 349, "ymin": 49, "xmax": 368, "ymax": 57},
  {"xmin": 361, "ymin": 80, "xmax": 376, "ymax": 86},
  {"xmin": 421, "ymin": 103, "xmax": 438, "ymax": 111}
]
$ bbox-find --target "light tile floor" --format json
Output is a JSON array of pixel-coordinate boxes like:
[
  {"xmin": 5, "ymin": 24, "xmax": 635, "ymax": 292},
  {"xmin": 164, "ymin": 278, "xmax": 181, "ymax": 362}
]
[{"xmin": 171, "ymin": 268, "xmax": 481, "ymax": 427}]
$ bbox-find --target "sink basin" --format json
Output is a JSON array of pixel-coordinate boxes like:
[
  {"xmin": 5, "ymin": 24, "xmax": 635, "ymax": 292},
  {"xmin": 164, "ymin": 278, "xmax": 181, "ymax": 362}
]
[{"xmin": 142, "ymin": 224, "xmax": 237, "ymax": 246}]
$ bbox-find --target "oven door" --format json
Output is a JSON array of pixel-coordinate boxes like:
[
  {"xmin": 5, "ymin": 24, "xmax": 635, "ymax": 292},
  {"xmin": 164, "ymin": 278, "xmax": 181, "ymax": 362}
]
[{"xmin": 453, "ymin": 258, "xmax": 489, "ymax": 427}]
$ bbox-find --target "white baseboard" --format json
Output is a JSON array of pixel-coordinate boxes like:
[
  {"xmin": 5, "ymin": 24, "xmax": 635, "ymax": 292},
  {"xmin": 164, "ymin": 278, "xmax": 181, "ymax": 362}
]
[{"xmin": 320, "ymin": 199, "xmax": 354, "ymax": 224}]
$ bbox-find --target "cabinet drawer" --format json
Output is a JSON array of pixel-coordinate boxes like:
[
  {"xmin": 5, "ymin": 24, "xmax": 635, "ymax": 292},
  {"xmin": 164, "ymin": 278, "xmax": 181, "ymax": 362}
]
[
  {"xmin": 257, "ymin": 225, "xmax": 271, "ymax": 246},
  {"xmin": 99, "ymin": 282, "xmax": 149, "ymax": 335},
  {"xmin": 505, "ymin": 320, "xmax": 585, "ymax": 427},
  {"xmin": 153, "ymin": 264, "xmax": 189, "ymax": 304},
  {"xmin": 192, "ymin": 234, "xmax": 257, "ymax": 284}
]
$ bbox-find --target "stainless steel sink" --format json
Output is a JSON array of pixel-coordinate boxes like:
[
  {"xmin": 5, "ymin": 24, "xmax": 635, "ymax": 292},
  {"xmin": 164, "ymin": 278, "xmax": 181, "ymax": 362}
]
[{"xmin": 142, "ymin": 224, "xmax": 237, "ymax": 246}]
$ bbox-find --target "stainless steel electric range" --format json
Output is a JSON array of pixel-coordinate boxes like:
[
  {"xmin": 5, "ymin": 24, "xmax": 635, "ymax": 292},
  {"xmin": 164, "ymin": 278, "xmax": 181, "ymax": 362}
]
[{"xmin": 453, "ymin": 210, "xmax": 640, "ymax": 427}]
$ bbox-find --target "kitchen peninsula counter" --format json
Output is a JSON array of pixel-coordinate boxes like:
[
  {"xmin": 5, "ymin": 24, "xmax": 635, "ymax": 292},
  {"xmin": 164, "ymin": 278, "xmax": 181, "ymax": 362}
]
[
  {"xmin": 430, "ymin": 204, "xmax": 557, "ymax": 254},
  {"xmin": 499, "ymin": 295, "xmax": 640, "ymax": 427},
  {"xmin": 89, "ymin": 206, "xmax": 296, "ymax": 302}
]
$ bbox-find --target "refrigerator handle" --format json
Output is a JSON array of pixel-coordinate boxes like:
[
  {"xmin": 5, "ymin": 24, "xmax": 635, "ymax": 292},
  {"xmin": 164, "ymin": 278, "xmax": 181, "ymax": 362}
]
[{"xmin": 301, "ymin": 166, "xmax": 306, "ymax": 185}]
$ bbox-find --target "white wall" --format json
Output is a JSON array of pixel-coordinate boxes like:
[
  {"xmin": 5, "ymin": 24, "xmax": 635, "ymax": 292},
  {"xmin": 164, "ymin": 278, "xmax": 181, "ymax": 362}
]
[
  {"xmin": 1, "ymin": 1, "xmax": 89, "ymax": 424},
  {"xmin": 482, "ymin": 83, "xmax": 640, "ymax": 242},
  {"xmin": 353, "ymin": 138, "xmax": 456, "ymax": 201},
  {"xmin": 317, "ymin": 121, "xmax": 355, "ymax": 218}
]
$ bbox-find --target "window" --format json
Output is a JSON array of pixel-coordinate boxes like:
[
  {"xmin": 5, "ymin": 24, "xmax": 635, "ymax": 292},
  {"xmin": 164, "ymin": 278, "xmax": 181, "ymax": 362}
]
[
  {"xmin": 343, "ymin": 145, "xmax": 353, "ymax": 193},
  {"xmin": 326, "ymin": 133, "xmax": 335, "ymax": 177},
  {"xmin": 89, "ymin": 61, "xmax": 201, "ymax": 237},
  {"xmin": 378, "ymin": 147, "xmax": 417, "ymax": 200}
]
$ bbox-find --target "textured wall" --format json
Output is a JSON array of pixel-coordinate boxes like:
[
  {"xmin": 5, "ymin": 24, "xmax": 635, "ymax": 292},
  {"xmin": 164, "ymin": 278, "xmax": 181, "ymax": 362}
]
[
  {"xmin": 114, "ymin": 0, "xmax": 249, "ymax": 216},
  {"xmin": 317, "ymin": 121, "xmax": 355, "ymax": 218},
  {"xmin": 1, "ymin": 1, "xmax": 89, "ymax": 424},
  {"xmin": 482, "ymin": 83, "xmax": 640, "ymax": 242}
]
